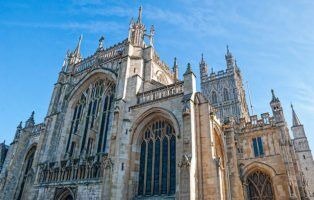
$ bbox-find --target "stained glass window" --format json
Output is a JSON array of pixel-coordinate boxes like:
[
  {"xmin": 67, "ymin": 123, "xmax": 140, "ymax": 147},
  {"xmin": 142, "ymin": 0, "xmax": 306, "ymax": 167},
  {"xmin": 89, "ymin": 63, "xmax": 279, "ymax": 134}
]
[{"xmin": 137, "ymin": 120, "xmax": 176, "ymax": 197}]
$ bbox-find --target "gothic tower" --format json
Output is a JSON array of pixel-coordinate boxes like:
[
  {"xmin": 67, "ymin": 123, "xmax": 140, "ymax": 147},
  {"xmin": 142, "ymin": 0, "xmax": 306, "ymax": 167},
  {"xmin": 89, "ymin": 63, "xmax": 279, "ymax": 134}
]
[
  {"xmin": 200, "ymin": 46, "xmax": 249, "ymax": 122},
  {"xmin": 291, "ymin": 104, "xmax": 314, "ymax": 197}
]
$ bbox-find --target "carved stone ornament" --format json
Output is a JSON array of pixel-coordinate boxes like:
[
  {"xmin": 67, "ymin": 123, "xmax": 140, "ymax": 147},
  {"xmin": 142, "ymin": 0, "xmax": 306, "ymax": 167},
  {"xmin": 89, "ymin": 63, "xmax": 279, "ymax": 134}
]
[
  {"xmin": 182, "ymin": 102, "xmax": 190, "ymax": 116},
  {"xmin": 178, "ymin": 154, "xmax": 191, "ymax": 168},
  {"xmin": 102, "ymin": 156, "xmax": 114, "ymax": 170}
]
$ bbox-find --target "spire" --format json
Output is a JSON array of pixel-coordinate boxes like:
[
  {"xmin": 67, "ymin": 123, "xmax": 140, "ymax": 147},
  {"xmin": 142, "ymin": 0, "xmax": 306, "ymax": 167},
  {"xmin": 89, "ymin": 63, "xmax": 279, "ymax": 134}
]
[
  {"xmin": 270, "ymin": 89, "xmax": 279, "ymax": 103},
  {"xmin": 137, "ymin": 6, "xmax": 143, "ymax": 23},
  {"xmin": 291, "ymin": 104, "xmax": 302, "ymax": 127}
]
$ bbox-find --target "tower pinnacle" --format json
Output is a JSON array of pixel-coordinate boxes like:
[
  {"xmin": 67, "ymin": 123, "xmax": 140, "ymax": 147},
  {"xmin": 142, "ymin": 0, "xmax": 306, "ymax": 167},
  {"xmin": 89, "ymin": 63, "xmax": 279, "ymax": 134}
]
[
  {"xmin": 173, "ymin": 57, "xmax": 179, "ymax": 81},
  {"xmin": 73, "ymin": 35, "xmax": 83, "ymax": 57},
  {"xmin": 225, "ymin": 45, "xmax": 234, "ymax": 69}
]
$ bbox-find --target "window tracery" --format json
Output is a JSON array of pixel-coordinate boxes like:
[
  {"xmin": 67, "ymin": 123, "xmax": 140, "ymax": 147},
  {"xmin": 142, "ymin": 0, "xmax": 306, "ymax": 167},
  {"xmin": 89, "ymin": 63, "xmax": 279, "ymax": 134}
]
[
  {"xmin": 247, "ymin": 170, "xmax": 274, "ymax": 200},
  {"xmin": 65, "ymin": 78, "xmax": 115, "ymax": 157},
  {"xmin": 138, "ymin": 120, "xmax": 176, "ymax": 197}
]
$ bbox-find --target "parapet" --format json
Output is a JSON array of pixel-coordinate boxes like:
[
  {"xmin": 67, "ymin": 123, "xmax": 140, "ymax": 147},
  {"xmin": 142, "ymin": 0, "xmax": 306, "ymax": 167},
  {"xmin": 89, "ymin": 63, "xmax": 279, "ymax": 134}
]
[{"xmin": 239, "ymin": 112, "xmax": 275, "ymax": 130}]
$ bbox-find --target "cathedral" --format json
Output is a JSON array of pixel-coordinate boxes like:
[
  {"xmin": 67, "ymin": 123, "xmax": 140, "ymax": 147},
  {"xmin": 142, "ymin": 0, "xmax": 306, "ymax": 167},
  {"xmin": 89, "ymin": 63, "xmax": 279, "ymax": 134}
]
[{"xmin": 1, "ymin": 7, "xmax": 314, "ymax": 200}]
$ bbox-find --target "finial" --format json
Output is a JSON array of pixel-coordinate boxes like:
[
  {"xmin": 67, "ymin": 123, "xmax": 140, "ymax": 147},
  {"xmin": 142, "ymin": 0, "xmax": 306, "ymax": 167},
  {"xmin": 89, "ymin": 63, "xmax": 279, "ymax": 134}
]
[
  {"xmin": 138, "ymin": 6, "xmax": 143, "ymax": 23},
  {"xmin": 150, "ymin": 25, "xmax": 155, "ymax": 35},
  {"xmin": 227, "ymin": 45, "xmax": 229, "ymax": 53},
  {"xmin": 291, "ymin": 103, "xmax": 293, "ymax": 109},
  {"xmin": 174, "ymin": 57, "xmax": 177, "ymax": 66},
  {"xmin": 211, "ymin": 67, "xmax": 214, "ymax": 74},
  {"xmin": 271, "ymin": 89, "xmax": 275, "ymax": 97},
  {"xmin": 98, "ymin": 35, "xmax": 105, "ymax": 50},
  {"xmin": 187, "ymin": 63, "xmax": 191, "ymax": 71},
  {"xmin": 201, "ymin": 53, "xmax": 204, "ymax": 62},
  {"xmin": 184, "ymin": 63, "xmax": 192, "ymax": 75}
]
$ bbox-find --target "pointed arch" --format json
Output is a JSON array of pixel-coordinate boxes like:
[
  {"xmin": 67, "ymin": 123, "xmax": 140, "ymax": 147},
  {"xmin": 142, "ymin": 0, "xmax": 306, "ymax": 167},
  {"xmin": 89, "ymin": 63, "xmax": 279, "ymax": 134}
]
[{"xmin": 127, "ymin": 107, "xmax": 180, "ymax": 198}]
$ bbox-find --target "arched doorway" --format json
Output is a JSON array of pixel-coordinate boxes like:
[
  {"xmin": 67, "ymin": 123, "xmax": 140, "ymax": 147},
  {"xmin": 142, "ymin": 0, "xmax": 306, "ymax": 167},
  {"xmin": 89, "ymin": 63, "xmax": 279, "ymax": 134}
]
[
  {"xmin": 137, "ymin": 119, "xmax": 176, "ymax": 197},
  {"xmin": 246, "ymin": 170, "xmax": 274, "ymax": 200}
]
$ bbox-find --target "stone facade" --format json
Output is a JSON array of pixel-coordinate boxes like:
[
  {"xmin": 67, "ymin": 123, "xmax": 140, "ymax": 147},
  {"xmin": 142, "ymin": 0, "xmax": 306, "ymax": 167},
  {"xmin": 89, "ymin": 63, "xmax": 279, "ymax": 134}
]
[{"xmin": 0, "ymin": 6, "xmax": 313, "ymax": 200}]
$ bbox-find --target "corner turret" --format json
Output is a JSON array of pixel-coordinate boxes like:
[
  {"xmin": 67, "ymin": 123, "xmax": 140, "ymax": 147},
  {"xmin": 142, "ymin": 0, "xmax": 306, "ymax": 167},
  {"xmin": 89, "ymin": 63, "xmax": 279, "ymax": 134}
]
[{"xmin": 270, "ymin": 89, "xmax": 285, "ymax": 123}]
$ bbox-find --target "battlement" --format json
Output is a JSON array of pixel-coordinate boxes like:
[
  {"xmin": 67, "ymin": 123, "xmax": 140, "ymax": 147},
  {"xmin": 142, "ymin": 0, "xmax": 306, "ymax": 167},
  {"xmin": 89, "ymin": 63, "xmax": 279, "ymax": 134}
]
[
  {"xmin": 239, "ymin": 112, "xmax": 275, "ymax": 130},
  {"xmin": 203, "ymin": 68, "xmax": 234, "ymax": 82},
  {"xmin": 74, "ymin": 39, "xmax": 128, "ymax": 73}
]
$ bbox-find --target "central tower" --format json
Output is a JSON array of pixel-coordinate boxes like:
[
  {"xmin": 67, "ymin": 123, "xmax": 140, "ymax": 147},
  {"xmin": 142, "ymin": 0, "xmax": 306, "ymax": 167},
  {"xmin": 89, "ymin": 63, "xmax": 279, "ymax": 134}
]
[{"xmin": 200, "ymin": 47, "xmax": 249, "ymax": 122}]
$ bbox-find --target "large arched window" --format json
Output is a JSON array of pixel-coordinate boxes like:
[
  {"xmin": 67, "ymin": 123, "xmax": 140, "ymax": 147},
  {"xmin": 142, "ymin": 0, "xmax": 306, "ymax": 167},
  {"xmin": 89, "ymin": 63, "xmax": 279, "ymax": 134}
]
[
  {"xmin": 138, "ymin": 120, "xmax": 176, "ymax": 197},
  {"xmin": 223, "ymin": 88, "xmax": 229, "ymax": 101},
  {"xmin": 212, "ymin": 91, "xmax": 218, "ymax": 104},
  {"xmin": 247, "ymin": 170, "xmax": 274, "ymax": 200},
  {"xmin": 65, "ymin": 78, "xmax": 115, "ymax": 157}
]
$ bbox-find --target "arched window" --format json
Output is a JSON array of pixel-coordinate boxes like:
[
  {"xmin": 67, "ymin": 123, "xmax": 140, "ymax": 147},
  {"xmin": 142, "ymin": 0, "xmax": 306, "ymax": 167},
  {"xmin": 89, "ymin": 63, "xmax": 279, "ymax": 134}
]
[
  {"xmin": 247, "ymin": 170, "xmax": 274, "ymax": 200},
  {"xmin": 65, "ymin": 78, "xmax": 115, "ymax": 157},
  {"xmin": 223, "ymin": 88, "xmax": 229, "ymax": 101},
  {"xmin": 138, "ymin": 120, "xmax": 176, "ymax": 197},
  {"xmin": 17, "ymin": 146, "xmax": 37, "ymax": 200},
  {"xmin": 212, "ymin": 91, "xmax": 218, "ymax": 104}
]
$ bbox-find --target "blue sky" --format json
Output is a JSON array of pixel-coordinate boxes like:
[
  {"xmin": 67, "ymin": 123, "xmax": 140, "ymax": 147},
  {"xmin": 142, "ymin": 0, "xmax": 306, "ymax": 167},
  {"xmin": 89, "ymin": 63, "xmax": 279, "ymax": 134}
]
[{"xmin": 1, "ymin": 0, "xmax": 314, "ymax": 149}]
